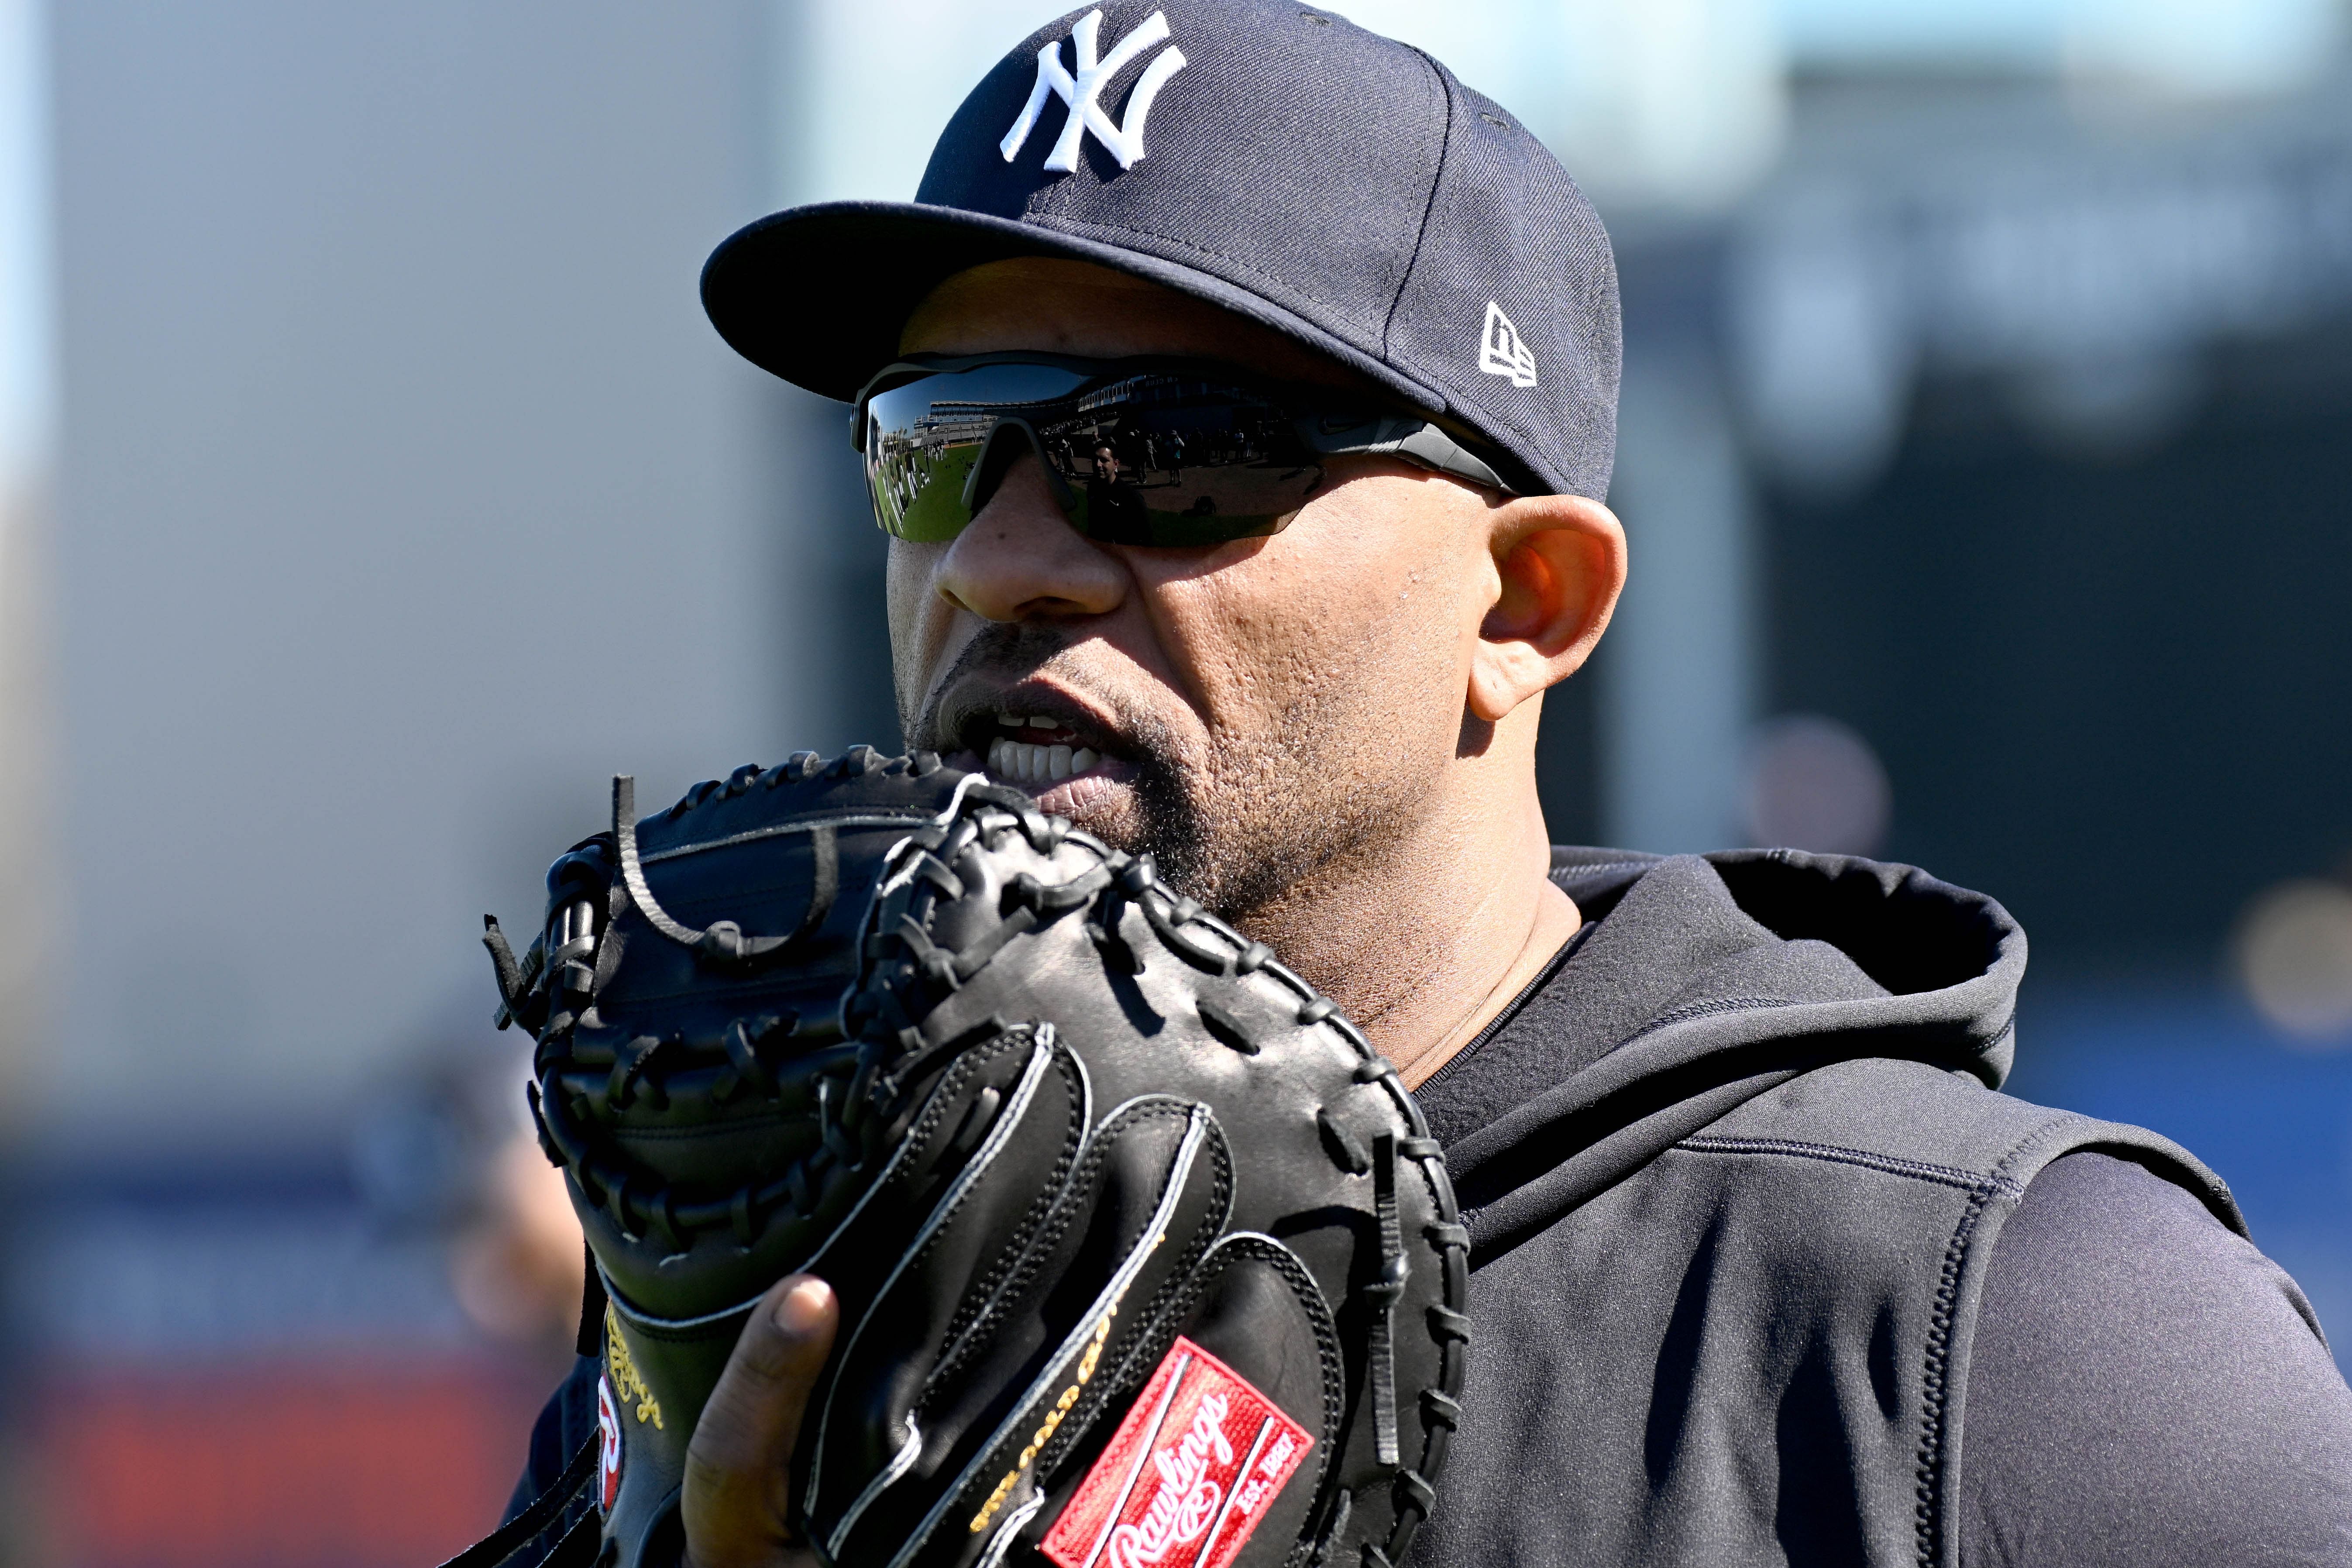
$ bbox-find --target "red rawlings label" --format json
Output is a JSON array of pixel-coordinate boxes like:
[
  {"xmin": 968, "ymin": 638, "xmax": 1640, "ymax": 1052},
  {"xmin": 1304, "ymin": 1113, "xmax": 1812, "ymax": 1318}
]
[
  {"xmin": 595, "ymin": 1374, "xmax": 623, "ymax": 1515},
  {"xmin": 1040, "ymin": 1337, "xmax": 1314, "ymax": 1568}
]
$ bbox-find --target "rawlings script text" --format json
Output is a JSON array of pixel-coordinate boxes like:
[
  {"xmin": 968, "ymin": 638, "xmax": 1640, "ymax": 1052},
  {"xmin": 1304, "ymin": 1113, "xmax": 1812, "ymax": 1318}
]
[{"xmin": 1107, "ymin": 1394, "xmax": 1233, "ymax": 1568}]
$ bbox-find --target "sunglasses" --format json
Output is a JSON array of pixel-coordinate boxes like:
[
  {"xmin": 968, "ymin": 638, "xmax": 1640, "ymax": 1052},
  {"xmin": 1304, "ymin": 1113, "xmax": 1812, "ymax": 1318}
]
[{"xmin": 851, "ymin": 352, "xmax": 1514, "ymax": 547}]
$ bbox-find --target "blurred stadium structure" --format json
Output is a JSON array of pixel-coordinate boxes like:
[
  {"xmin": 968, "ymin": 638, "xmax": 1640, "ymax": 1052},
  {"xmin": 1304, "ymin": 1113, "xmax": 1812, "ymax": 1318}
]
[{"xmin": 1, "ymin": 0, "xmax": 2351, "ymax": 1561}]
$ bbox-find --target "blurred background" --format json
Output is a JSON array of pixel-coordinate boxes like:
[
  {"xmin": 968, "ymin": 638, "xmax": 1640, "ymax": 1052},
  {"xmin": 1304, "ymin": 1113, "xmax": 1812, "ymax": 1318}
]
[{"xmin": 1, "ymin": 0, "xmax": 2350, "ymax": 1561}]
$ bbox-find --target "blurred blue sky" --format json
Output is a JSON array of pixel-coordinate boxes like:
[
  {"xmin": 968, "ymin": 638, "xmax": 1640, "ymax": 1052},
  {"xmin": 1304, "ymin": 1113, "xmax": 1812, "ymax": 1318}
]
[
  {"xmin": 1780, "ymin": 0, "xmax": 2338, "ymax": 73},
  {"xmin": 1778, "ymin": 0, "xmax": 2072, "ymax": 61}
]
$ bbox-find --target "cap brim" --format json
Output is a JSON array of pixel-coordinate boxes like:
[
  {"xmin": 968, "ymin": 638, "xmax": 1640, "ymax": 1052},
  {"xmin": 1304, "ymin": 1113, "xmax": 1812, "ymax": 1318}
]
[{"xmin": 701, "ymin": 200, "xmax": 1446, "ymax": 415}]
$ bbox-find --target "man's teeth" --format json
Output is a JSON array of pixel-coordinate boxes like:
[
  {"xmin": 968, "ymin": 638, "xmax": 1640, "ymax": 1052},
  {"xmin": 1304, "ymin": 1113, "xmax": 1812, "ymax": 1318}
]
[{"xmin": 986, "ymin": 736, "xmax": 1101, "ymax": 783}]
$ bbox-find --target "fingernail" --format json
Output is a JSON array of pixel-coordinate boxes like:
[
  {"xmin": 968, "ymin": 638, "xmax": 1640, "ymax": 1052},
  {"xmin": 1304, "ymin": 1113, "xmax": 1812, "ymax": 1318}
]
[{"xmin": 775, "ymin": 1276, "xmax": 833, "ymax": 1336}]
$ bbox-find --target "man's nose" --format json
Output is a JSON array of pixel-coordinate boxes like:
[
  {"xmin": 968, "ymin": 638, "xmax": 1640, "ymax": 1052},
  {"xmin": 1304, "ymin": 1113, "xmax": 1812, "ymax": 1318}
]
[{"xmin": 933, "ymin": 452, "xmax": 1126, "ymax": 623}]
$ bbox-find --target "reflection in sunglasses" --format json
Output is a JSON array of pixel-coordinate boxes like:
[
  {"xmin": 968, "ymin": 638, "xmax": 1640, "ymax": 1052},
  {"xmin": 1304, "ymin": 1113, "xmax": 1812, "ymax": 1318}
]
[{"xmin": 868, "ymin": 368, "xmax": 1324, "ymax": 546}]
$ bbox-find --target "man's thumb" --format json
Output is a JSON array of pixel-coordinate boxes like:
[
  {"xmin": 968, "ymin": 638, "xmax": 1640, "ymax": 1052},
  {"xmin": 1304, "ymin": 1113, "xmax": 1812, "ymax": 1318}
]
[{"xmin": 683, "ymin": 1274, "xmax": 839, "ymax": 1568}]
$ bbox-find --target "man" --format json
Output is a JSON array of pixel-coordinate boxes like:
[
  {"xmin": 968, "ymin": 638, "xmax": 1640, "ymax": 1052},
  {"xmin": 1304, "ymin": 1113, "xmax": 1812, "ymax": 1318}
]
[{"xmin": 509, "ymin": 2, "xmax": 2352, "ymax": 1563}]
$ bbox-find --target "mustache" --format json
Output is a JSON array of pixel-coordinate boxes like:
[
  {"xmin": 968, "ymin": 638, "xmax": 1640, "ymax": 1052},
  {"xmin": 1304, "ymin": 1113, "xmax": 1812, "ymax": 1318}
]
[{"xmin": 909, "ymin": 623, "xmax": 1191, "ymax": 783}]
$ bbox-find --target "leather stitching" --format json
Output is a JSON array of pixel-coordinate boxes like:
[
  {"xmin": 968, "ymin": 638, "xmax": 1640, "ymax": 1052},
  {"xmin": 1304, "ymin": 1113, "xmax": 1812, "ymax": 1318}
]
[{"xmin": 920, "ymin": 1043, "xmax": 1093, "ymax": 1376}]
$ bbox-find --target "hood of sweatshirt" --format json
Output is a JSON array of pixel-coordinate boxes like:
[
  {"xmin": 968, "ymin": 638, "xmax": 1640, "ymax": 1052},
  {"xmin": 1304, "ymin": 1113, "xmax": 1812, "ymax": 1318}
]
[{"xmin": 1414, "ymin": 847, "xmax": 2027, "ymax": 1265}]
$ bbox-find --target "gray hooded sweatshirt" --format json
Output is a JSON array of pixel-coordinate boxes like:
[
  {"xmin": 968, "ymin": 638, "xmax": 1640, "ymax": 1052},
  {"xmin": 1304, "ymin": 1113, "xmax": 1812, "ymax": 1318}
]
[{"xmin": 1405, "ymin": 848, "xmax": 2352, "ymax": 1568}]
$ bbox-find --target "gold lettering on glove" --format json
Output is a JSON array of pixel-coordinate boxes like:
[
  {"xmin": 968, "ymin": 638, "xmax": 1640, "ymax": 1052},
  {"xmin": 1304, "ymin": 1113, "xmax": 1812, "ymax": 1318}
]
[
  {"xmin": 605, "ymin": 1304, "xmax": 666, "ymax": 1429},
  {"xmin": 970, "ymin": 1306, "xmax": 1117, "ymax": 1534}
]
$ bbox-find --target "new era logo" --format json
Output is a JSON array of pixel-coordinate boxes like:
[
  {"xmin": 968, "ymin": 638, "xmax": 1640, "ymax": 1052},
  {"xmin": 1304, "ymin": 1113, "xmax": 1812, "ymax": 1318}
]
[
  {"xmin": 1001, "ymin": 9, "xmax": 1189, "ymax": 174},
  {"xmin": 1479, "ymin": 302, "xmax": 1538, "ymax": 388}
]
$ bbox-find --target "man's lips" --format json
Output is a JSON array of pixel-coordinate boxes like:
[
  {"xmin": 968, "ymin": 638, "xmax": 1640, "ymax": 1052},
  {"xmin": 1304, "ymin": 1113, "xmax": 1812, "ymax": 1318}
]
[
  {"xmin": 925, "ymin": 664, "xmax": 1160, "ymax": 815},
  {"xmin": 940, "ymin": 704, "xmax": 1140, "ymax": 817},
  {"xmin": 1004, "ymin": 750, "xmax": 1135, "ymax": 817},
  {"xmin": 943, "ymin": 684, "xmax": 1124, "ymax": 780}
]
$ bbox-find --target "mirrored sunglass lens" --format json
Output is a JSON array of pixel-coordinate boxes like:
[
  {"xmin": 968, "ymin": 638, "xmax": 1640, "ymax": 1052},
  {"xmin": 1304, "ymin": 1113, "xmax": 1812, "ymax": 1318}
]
[
  {"xmin": 864, "ymin": 366, "xmax": 1326, "ymax": 544},
  {"xmin": 1040, "ymin": 376, "xmax": 1322, "ymax": 544},
  {"xmin": 866, "ymin": 365, "xmax": 1092, "ymax": 541}
]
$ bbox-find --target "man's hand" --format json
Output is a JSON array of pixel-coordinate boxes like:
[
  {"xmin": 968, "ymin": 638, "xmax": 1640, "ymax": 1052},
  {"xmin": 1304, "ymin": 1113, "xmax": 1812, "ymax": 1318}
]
[{"xmin": 682, "ymin": 1275, "xmax": 840, "ymax": 1568}]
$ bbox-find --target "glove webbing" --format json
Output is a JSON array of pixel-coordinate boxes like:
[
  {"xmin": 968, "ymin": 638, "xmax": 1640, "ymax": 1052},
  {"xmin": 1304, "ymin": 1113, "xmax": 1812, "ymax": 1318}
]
[{"xmin": 613, "ymin": 774, "xmax": 841, "ymax": 966}]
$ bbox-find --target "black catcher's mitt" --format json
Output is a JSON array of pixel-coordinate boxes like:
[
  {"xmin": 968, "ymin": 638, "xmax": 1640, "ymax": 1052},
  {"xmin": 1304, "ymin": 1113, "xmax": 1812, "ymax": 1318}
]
[{"xmin": 473, "ymin": 748, "xmax": 1466, "ymax": 1568}]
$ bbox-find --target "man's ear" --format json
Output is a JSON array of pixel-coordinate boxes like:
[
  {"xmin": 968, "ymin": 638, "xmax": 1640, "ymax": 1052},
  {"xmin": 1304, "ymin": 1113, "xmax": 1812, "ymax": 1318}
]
[{"xmin": 1466, "ymin": 492, "xmax": 1628, "ymax": 724}]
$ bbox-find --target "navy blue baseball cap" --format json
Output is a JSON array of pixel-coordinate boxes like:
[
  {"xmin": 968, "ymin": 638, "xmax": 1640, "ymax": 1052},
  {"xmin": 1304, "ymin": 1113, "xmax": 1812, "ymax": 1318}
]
[{"xmin": 701, "ymin": 0, "xmax": 1620, "ymax": 500}]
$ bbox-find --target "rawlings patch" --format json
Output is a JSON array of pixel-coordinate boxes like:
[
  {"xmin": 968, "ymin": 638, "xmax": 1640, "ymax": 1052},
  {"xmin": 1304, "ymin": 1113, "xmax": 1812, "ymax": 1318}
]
[
  {"xmin": 595, "ymin": 1374, "xmax": 623, "ymax": 1516},
  {"xmin": 1040, "ymin": 1338, "xmax": 1312, "ymax": 1568}
]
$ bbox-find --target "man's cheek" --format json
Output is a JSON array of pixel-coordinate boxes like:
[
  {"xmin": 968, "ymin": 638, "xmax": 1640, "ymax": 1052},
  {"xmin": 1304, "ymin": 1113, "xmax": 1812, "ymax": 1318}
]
[
  {"xmin": 1139, "ymin": 584, "xmax": 1299, "ymax": 737},
  {"xmin": 885, "ymin": 544, "xmax": 958, "ymax": 728},
  {"xmin": 884, "ymin": 540, "xmax": 949, "ymax": 639}
]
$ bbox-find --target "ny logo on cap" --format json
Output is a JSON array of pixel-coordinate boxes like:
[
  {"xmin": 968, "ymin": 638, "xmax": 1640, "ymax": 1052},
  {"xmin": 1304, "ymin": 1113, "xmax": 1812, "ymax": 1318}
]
[
  {"xmin": 1001, "ymin": 9, "xmax": 1188, "ymax": 173},
  {"xmin": 1480, "ymin": 303, "xmax": 1538, "ymax": 388}
]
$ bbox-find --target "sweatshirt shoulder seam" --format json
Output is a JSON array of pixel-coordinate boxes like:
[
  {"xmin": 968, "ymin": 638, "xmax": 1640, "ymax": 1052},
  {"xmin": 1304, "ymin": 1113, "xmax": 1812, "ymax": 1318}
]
[
  {"xmin": 1673, "ymin": 1135, "xmax": 2029, "ymax": 1199},
  {"xmin": 1916, "ymin": 1180, "xmax": 1998, "ymax": 1568}
]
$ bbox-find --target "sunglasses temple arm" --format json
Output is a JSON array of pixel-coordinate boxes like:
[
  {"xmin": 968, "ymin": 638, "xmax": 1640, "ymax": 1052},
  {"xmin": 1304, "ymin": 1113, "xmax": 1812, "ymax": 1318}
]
[{"xmin": 1300, "ymin": 416, "xmax": 1512, "ymax": 495}]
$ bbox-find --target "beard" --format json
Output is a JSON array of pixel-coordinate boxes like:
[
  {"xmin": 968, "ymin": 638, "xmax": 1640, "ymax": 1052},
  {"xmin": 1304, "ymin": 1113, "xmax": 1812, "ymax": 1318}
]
[{"xmin": 902, "ymin": 622, "xmax": 1429, "ymax": 932}]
